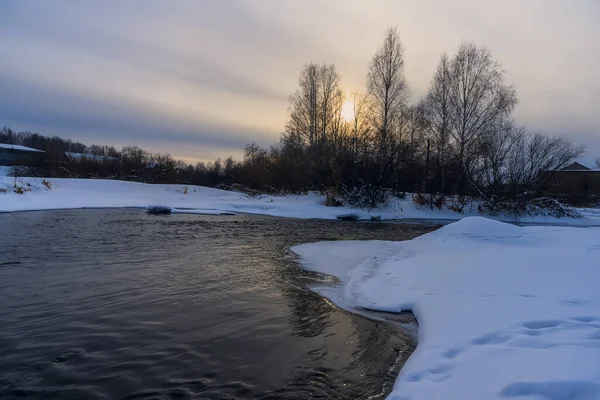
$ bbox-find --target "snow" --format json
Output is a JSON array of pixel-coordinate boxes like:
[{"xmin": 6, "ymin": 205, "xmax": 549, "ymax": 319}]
[
  {"xmin": 1, "ymin": 177, "xmax": 599, "ymax": 226},
  {"xmin": 0, "ymin": 166, "xmax": 14, "ymax": 176},
  {"xmin": 0, "ymin": 143, "xmax": 44, "ymax": 152},
  {"xmin": 2, "ymin": 175, "xmax": 599, "ymax": 398},
  {"xmin": 292, "ymin": 217, "xmax": 600, "ymax": 400}
]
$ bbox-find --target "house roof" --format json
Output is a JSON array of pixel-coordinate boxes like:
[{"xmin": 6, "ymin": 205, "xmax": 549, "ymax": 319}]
[
  {"xmin": 560, "ymin": 162, "xmax": 590, "ymax": 171},
  {"xmin": 0, "ymin": 143, "xmax": 45, "ymax": 153}
]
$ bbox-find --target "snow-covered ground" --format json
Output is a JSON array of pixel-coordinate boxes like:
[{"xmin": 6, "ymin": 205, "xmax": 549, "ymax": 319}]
[
  {"xmin": 3, "ymin": 174, "xmax": 599, "ymax": 398},
  {"xmin": 292, "ymin": 217, "xmax": 600, "ymax": 400},
  {"xmin": 1, "ymin": 176, "xmax": 599, "ymax": 225}
]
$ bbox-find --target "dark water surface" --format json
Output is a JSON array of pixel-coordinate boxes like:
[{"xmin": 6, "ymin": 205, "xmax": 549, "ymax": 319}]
[{"xmin": 0, "ymin": 210, "xmax": 434, "ymax": 400}]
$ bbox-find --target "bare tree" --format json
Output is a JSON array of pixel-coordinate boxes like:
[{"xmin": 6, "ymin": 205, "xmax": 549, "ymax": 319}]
[
  {"xmin": 318, "ymin": 64, "xmax": 344, "ymax": 145},
  {"xmin": 367, "ymin": 27, "xmax": 409, "ymax": 156},
  {"xmin": 400, "ymin": 104, "xmax": 427, "ymax": 179},
  {"xmin": 423, "ymin": 53, "xmax": 452, "ymax": 193},
  {"xmin": 284, "ymin": 63, "xmax": 345, "ymax": 189},
  {"xmin": 446, "ymin": 42, "xmax": 518, "ymax": 192},
  {"xmin": 506, "ymin": 132, "xmax": 585, "ymax": 194},
  {"xmin": 286, "ymin": 63, "xmax": 320, "ymax": 146},
  {"xmin": 286, "ymin": 63, "xmax": 344, "ymax": 148},
  {"xmin": 478, "ymin": 121, "xmax": 524, "ymax": 199},
  {"xmin": 346, "ymin": 92, "xmax": 371, "ymax": 159}
]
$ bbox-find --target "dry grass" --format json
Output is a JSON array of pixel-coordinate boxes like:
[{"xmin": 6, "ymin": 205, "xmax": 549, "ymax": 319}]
[{"xmin": 13, "ymin": 184, "xmax": 32, "ymax": 194}]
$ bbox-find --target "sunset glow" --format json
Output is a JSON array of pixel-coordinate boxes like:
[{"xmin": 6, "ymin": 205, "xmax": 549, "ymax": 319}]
[{"xmin": 340, "ymin": 100, "xmax": 355, "ymax": 122}]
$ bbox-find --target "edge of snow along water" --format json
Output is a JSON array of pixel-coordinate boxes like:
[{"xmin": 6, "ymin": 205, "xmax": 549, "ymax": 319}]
[
  {"xmin": 1, "ymin": 177, "xmax": 599, "ymax": 226},
  {"xmin": 292, "ymin": 217, "xmax": 600, "ymax": 400}
]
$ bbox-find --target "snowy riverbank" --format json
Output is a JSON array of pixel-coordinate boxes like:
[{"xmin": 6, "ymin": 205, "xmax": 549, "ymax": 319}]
[
  {"xmin": 1, "ymin": 176, "xmax": 599, "ymax": 226},
  {"xmin": 292, "ymin": 217, "xmax": 600, "ymax": 400}
]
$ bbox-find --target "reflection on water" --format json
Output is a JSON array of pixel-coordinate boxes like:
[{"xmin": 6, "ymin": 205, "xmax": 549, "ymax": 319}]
[{"xmin": 0, "ymin": 209, "xmax": 435, "ymax": 399}]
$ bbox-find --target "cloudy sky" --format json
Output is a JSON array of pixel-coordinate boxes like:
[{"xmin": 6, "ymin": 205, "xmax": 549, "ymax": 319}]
[{"xmin": 1, "ymin": 0, "xmax": 599, "ymax": 163}]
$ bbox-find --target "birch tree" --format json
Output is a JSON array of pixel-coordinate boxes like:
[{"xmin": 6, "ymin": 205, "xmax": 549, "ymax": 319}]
[{"xmin": 367, "ymin": 28, "xmax": 409, "ymax": 156}]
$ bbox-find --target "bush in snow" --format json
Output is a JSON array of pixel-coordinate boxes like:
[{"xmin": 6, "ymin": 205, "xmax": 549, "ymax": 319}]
[
  {"xmin": 412, "ymin": 193, "xmax": 446, "ymax": 210},
  {"xmin": 342, "ymin": 184, "xmax": 393, "ymax": 209},
  {"xmin": 479, "ymin": 197, "xmax": 580, "ymax": 221},
  {"xmin": 13, "ymin": 185, "xmax": 32, "ymax": 194},
  {"xmin": 324, "ymin": 191, "xmax": 344, "ymax": 207},
  {"xmin": 174, "ymin": 185, "xmax": 188, "ymax": 194}
]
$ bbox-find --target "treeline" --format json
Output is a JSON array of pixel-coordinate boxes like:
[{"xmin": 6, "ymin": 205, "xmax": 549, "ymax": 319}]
[
  {"xmin": 238, "ymin": 29, "xmax": 585, "ymax": 209},
  {"xmin": 1, "ymin": 28, "xmax": 587, "ymax": 210},
  {"xmin": 0, "ymin": 126, "xmax": 238, "ymax": 186},
  {"xmin": 0, "ymin": 128, "xmax": 116, "ymax": 158}
]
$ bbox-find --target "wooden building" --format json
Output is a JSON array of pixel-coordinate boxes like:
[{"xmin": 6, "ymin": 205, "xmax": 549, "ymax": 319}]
[{"xmin": 540, "ymin": 162, "xmax": 600, "ymax": 202}]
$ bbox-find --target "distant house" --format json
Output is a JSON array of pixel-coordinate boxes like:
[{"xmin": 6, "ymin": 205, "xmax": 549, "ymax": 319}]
[
  {"xmin": 0, "ymin": 143, "xmax": 46, "ymax": 166},
  {"xmin": 558, "ymin": 161, "xmax": 591, "ymax": 171},
  {"xmin": 539, "ymin": 162, "xmax": 600, "ymax": 201}
]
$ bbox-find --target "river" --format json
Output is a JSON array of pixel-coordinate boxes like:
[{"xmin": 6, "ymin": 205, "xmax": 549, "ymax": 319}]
[{"xmin": 0, "ymin": 209, "xmax": 435, "ymax": 399}]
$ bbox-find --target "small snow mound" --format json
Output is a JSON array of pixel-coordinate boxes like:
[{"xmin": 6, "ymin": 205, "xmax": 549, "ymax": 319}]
[{"xmin": 432, "ymin": 216, "xmax": 523, "ymax": 239}]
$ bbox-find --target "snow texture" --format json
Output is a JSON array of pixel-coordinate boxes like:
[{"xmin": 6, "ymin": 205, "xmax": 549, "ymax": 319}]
[
  {"xmin": 0, "ymin": 143, "xmax": 44, "ymax": 152},
  {"xmin": 292, "ymin": 217, "xmax": 600, "ymax": 400},
  {"xmin": 1, "ymin": 177, "xmax": 599, "ymax": 226}
]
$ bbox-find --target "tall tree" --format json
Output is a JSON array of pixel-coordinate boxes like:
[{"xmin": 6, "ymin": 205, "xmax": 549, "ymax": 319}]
[
  {"xmin": 366, "ymin": 27, "xmax": 409, "ymax": 155},
  {"xmin": 447, "ymin": 42, "xmax": 518, "ymax": 192},
  {"xmin": 424, "ymin": 53, "xmax": 452, "ymax": 192},
  {"xmin": 318, "ymin": 64, "xmax": 344, "ymax": 145},
  {"xmin": 286, "ymin": 63, "xmax": 343, "ymax": 147}
]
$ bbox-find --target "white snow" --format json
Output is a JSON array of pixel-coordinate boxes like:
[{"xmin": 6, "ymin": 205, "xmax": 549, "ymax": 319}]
[
  {"xmin": 292, "ymin": 217, "xmax": 600, "ymax": 400},
  {"xmin": 1, "ymin": 177, "xmax": 599, "ymax": 226},
  {"xmin": 0, "ymin": 143, "xmax": 44, "ymax": 152},
  {"xmin": 0, "ymin": 166, "xmax": 14, "ymax": 176}
]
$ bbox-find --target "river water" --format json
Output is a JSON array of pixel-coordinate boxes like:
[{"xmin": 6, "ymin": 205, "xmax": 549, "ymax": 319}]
[{"xmin": 0, "ymin": 209, "xmax": 435, "ymax": 399}]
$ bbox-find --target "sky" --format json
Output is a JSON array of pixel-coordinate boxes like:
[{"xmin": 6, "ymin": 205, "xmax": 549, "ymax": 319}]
[{"xmin": 1, "ymin": 0, "xmax": 599, "ymax": 164}]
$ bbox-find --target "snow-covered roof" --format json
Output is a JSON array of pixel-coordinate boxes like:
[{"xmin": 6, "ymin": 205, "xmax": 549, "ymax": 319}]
[
  {"xmin": 0, "ymin": 143, "xmax": 44, "ymax": 153},
  {"xmin": 560, "ymin": 162, "xmax": 590, "ymax": 171}
]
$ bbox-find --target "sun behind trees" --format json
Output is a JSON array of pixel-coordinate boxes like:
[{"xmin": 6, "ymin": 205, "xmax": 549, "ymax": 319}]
[
  {"xmin": 263, "ymin": 27, "xmax": 585, "ymax": 209},
  {"xmin": 1, "ymin": 28, "xmax": 586, "ymax": 213}
]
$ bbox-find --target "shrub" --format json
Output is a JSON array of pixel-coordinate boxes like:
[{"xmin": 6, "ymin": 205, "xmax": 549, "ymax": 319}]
[
  {"xmin": 42, "ymin": 179, "xmax": 52, "ymax": 190},
  {"xmin": 13, "ymin": 183, "xmax": 32, "ymax": 194},
  {"xmin": 412, "ymin": 193, "xmax": 427, "ymax": 206},
  {"xmin": 324, "ymin": 191, "xmax": 344, "ymax": 207},
  {"xmin": 342, "ymin": 184, "xmax": 392, "ymax": 209},
  {"xmin": 175, "ymin": 185, "xmax": 189, "ymax": 194},
  {"xmin": 447, "ymin": 195, "xmax": 470, "ymax": 213},
  {"xmin": 447, "ymin": 204, "xmax": 462, "ymax": 213},
  {"xmin": 479, "ymin": 197, "xmax": 579, "ymax": 221},
  {"xmin": 412, "ymin": 193, "xmax": 446, "ymax": 210}
]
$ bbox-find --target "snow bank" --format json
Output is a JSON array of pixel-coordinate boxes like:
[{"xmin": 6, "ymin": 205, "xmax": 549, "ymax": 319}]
[
  {"xmin": 0, "ymin": 166, "xmax": 14, "ymax": 177},
  {"xmin": 292, "ymin": 217, "xmax": 600, "ymax": 400},
  {"xmin": 1, "ymin": 177, "xmax": 598, "ymax": 225}
]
